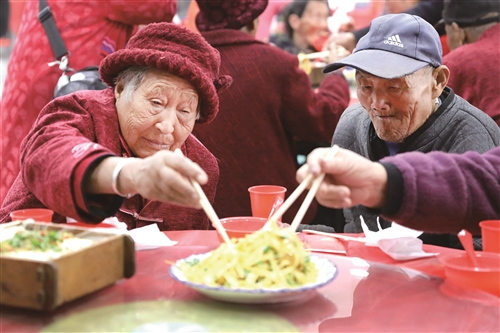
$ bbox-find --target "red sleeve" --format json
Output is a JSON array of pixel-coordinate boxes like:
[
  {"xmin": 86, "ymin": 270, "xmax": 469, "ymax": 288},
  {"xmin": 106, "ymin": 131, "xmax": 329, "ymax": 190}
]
[
  {"xmin": 281, "ymin": 57, "xmax": 350, "ymax": 143},
  {"xmin": 104, "ymin": 0, "xmax": 177, "ymax": 25}
]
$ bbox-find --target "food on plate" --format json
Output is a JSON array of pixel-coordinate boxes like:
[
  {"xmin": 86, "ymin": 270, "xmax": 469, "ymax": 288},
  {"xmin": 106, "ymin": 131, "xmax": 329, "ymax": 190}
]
[
  {"xmin": 0, "ymin": 227, "xmax": 93, "ymax": 260},
  {"xmin": 178, "ymin": 221, "xmax": 318, "ymax": 289}
]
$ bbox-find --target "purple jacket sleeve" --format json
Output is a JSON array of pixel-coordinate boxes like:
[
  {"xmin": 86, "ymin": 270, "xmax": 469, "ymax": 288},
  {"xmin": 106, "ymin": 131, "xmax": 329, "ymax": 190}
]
[{"xmin": 381, "ymin": 147, "xmax": 500, "ymax": 234}]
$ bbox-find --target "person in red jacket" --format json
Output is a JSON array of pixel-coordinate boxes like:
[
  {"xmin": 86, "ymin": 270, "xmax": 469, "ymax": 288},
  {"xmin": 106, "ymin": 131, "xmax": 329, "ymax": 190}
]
[
  {"xmin": 439, "ymin": 0, "xmax": 500, "ymax": 126},
  {"xmin": 0, "ymin": 0, "xmax": 177, "ymax": 205},
  {"xmin": 191, "ymin": 0, "xmax": 350, "ymax": 225},
  {"xmin": 0, "ymin": 23, "xmax": 232, "ymax": 230}
]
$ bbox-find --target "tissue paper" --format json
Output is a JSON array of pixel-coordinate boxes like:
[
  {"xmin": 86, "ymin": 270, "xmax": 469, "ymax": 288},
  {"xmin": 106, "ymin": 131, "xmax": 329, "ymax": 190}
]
[
  {"xmin": 360, "ymin": 217, "xmax": 438, "ymax": 261},
  {"xmin": 128, "ymin": 224, "xmax": 178, "ymax": 251}
]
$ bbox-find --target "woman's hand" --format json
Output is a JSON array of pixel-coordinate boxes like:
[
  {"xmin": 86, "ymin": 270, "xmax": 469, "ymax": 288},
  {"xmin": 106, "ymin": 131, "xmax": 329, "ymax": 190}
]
[
  {"xmin": 128, "ymin": 150, "xmax": 207, "ymax": 208},
  {"xmin": 296, "ymin": 147, "xmax": 388, "ymax": 209},
  {"xmin": 86, "ymin": 151, "xmax": 207, "ymax": 209}
]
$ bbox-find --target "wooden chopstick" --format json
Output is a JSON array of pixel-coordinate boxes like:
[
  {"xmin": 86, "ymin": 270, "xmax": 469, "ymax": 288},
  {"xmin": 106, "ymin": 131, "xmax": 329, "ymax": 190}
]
[
  {"xmin": 289, "ymin": 145, "xmax": 340, "ymax": 232},
  {"xmin": 265, "ymin": 173, "xmax": 314, "ymax": 227},
  {"xmin": 174, "ymin": 149, "xmax": 233, "ymax": 248},
  {"xmin": 301, "ymin": 229, "xmax": 367, "ymax": 243},
  {"xmin": 298, "ymin": 51, "xmax": 330, "ymax": 60}
]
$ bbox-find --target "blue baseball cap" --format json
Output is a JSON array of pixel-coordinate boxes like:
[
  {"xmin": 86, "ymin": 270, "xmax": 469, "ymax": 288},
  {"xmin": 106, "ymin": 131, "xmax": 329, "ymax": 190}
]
[{"xmin": 323, "ymin": 14, "xmax": 442, "ymax": 79}]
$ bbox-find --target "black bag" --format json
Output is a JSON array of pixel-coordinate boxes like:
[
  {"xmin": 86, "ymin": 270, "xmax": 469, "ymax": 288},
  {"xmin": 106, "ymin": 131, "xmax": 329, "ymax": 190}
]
[
  {"xmin": 53, "ymin": 66, "xmax": 108, "ymax": 98},
  {"xmin": 38, "ymin": 0, "xmax": 107, "ymax": 98}
]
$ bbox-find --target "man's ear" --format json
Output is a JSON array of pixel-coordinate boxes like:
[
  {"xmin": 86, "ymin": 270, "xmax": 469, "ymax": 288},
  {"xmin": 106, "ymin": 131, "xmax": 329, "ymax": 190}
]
[
  {"xmin": 432, "ymin": 65, "xmax": 450, "ymax": 99},
  {"xmin": 288, "ymin": 14, "xmax": 301, "ymax": 31},
  {"xmin": 446, "ymin": 22, "xmax": 466, "ymax": 50}
]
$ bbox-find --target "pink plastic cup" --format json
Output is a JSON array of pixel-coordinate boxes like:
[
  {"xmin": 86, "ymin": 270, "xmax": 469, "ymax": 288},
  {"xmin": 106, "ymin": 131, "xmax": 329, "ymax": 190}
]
[
  {"xmin": 248, "ymin": 185, "xmax": 287, "ymax": 221},
  {"xmin": 480, "ymin": 220, "xmax": 500, "ymax": 253},
  {"xmin": 10, "ymin": 208, "xmax": 54, "ymax": 223}
]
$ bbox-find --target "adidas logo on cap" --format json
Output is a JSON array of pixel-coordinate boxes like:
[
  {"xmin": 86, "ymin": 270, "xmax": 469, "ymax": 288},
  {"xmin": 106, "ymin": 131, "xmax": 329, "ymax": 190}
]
[{"xmin": 383, "ymin": 35, "xmax": 404, "ymax": 48}]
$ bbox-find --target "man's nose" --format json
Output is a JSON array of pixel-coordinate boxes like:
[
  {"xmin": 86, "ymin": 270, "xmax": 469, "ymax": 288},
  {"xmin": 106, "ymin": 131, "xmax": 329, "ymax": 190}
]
[{"xmin": 371, "ymin": 92, "xmax": 389, "ymax": 111}]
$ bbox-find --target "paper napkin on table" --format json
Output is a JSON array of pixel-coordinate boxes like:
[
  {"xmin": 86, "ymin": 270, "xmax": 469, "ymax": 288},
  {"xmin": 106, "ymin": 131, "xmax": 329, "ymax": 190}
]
[
  {"xmin": 360, "ymin": 216, "xmax": 438, "ymax": 261},
  {"xmin": 128, "ymin": 223, "xmax": 178, "ymax": 251}
]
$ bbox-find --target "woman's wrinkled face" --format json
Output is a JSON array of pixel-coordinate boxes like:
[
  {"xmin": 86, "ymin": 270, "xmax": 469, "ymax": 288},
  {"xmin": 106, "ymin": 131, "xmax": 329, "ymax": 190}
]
[
  {"xmin": 115, "ymin": 69, "xmax": 199, "ymax": 158},
  {"xmin": 355, "ymin": 67, "xmax": 435, "ymax": 143},
  {"xmin": 298, "ymin": 1, "xmax": 330, "ymax": 49}
]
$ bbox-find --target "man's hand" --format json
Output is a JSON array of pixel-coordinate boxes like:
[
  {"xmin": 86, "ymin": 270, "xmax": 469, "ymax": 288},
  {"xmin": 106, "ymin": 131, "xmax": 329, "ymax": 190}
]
[{"xmin": 296, "ymin": 147, "xmax": 388, "ymax": 209}]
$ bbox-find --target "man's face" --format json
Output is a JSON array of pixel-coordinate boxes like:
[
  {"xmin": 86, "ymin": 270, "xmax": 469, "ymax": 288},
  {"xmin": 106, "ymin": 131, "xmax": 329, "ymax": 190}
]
[
  {"xmin": 296, "ymin": 1, "xmax": 330, "ymax": 49},
  {"xmin": 355, "ymin": 67, "xmax": 436, "ymax": 143}
]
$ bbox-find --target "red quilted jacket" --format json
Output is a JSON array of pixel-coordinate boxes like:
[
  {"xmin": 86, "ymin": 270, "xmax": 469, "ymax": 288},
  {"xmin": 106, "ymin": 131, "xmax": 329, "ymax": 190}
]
[{"xmin": 0, "ymin": 0, "xmax": 176, "ymax": 204}]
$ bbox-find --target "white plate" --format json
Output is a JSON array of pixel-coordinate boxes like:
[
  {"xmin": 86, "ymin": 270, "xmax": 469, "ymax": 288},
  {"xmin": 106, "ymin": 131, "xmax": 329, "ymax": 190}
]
[{"xmin": 170, "ymin": 253, "xmax": 337, "ymax": 304}]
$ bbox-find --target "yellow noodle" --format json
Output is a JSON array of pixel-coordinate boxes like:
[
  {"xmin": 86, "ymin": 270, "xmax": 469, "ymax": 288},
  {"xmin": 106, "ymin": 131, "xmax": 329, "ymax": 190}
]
[{"xmin": 178, "ymin": 222, "xmax": 318, "ymax": 289}]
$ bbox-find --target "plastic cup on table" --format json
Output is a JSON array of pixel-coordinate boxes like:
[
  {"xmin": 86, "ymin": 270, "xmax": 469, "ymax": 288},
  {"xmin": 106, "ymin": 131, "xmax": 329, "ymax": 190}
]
[
  {"xmin": 440, "ymin": 252, "xmax": 500, "ymax": 296},
  {"xmin": 248, "ymin": 185, "xmax": 286, "ymax": 221},
  {"xmin": 10, "ymin": 208, "xmax": 54, "ymax": 223},
  {"xmin": 479, "ymin": 220, "xmax": 500, "ymax": 253}
]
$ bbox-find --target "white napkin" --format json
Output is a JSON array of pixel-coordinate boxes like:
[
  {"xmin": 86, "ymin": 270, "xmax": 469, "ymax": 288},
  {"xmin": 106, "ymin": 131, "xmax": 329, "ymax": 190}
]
[
  {"xmin": 360, "ymin": 216, "xmax": 438, "ymax": 261},
  {"xmin": 128, "ymin": 223, "xmax": 178, "ymax": 251}
]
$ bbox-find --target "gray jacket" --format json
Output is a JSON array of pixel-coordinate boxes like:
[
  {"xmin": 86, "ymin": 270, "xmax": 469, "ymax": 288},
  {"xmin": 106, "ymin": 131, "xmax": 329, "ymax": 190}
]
[{"xmin": 332, "ymin": 88, "xmax": 500, "ymax": 247}]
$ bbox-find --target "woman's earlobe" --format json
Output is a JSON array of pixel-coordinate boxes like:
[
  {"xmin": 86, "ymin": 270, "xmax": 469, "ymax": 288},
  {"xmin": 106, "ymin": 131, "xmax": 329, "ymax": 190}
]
[{"xmin": 114, "ymin": 80, "xmax": 125, "ymax": 99}]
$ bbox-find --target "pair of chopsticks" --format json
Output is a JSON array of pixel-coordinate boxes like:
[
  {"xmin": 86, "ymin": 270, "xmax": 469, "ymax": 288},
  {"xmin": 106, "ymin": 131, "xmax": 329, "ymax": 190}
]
[
  {"xmin": 266, "ymin": 145, "xmax": 340, "ymax": 232},
  {"xmin": 174, "ymin": 149, "xmax": 233, "ymax": 248}
]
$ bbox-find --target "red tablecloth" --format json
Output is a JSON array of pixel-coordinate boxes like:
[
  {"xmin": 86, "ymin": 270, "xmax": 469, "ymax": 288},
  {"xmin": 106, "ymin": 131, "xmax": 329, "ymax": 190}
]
[
  {"xmin": 0, "ymin": 230, "xmax": 498, "ymax": 333},
  {"xmin": 168, "ymin": 230, "xmax": 463, "ymax": 278}
]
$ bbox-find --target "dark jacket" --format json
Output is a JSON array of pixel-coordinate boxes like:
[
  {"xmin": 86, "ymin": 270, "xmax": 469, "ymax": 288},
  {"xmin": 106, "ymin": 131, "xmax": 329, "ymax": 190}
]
[{"xmin": 333, "ymin": 88, "xmax": 500, "ymax": 247}]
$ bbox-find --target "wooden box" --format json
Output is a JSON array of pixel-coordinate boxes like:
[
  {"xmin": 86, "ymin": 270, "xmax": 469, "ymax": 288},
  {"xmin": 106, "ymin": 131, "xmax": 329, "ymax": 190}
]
[{"xmin": 0, "ymin": 221, "xmax": 135, "ymax": 311}]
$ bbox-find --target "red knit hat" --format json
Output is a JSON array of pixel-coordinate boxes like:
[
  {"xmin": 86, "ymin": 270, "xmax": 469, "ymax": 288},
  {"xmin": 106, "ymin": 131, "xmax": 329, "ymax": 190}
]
[
  {"xmin": 195, "ymin": 0, "xmax": 268, "ymax": 32},
  {"xmin": 99, "ymin": 22, "xmax": 232, "ymax": 123}
]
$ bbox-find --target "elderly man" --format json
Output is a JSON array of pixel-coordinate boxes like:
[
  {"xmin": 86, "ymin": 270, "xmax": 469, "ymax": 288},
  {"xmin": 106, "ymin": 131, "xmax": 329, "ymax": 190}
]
[
  {"xmin": 0, "ymin": 23, "xmax": 232, "ymax": 230},
  {"xmin": 322, "ymin": 14, "xmax": 500, "ymax": 248},
  {"xmin": 439, "ymin": 0, "xmax": 500, "ymax": 126}
]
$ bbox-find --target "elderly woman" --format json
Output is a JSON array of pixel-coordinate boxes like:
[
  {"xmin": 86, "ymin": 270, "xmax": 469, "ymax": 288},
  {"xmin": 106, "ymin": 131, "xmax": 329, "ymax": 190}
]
[
  {"xmin": 0, "ymin": 23, "xmax": 232, "ymax": 230},
  {"xmin": 322, "ymin": 14, "xmax": 500, "ymax": 248}
]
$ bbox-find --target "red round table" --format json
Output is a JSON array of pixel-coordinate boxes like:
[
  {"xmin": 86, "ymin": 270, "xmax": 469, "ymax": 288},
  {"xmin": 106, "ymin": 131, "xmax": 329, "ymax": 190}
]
[{"xmin": 1, "ymin": 230, "xmax": 498, "ymax": 332}]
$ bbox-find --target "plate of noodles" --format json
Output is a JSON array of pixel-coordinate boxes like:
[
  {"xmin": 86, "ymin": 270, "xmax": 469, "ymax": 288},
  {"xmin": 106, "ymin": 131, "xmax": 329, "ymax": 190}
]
[{"xmin": 169, "ymin": 223, "xmax": 338, "ymax": 304}]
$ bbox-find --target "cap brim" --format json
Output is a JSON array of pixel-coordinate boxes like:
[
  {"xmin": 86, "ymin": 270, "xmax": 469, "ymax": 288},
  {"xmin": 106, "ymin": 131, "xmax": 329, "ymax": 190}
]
[{"xmin": 322, "ymin": 49, "xmax": 430, "ymax": 79}]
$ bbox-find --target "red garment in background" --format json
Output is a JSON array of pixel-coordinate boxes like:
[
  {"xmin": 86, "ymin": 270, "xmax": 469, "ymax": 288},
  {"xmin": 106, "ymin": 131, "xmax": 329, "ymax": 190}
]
[
  {"xmin": 192, "ymin": 29, "xmax": 350, "ymax": 225},
  {"xmin": 443, "ymin": 24, "xmax": 500, "ymax": 127},
  {"xmin": 440, "ymin": 34, "xmax": 450, "ymax": 56},
  {"xmin": 0, "ymin": 0, "xmax": 176, "ymax": 205}
]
